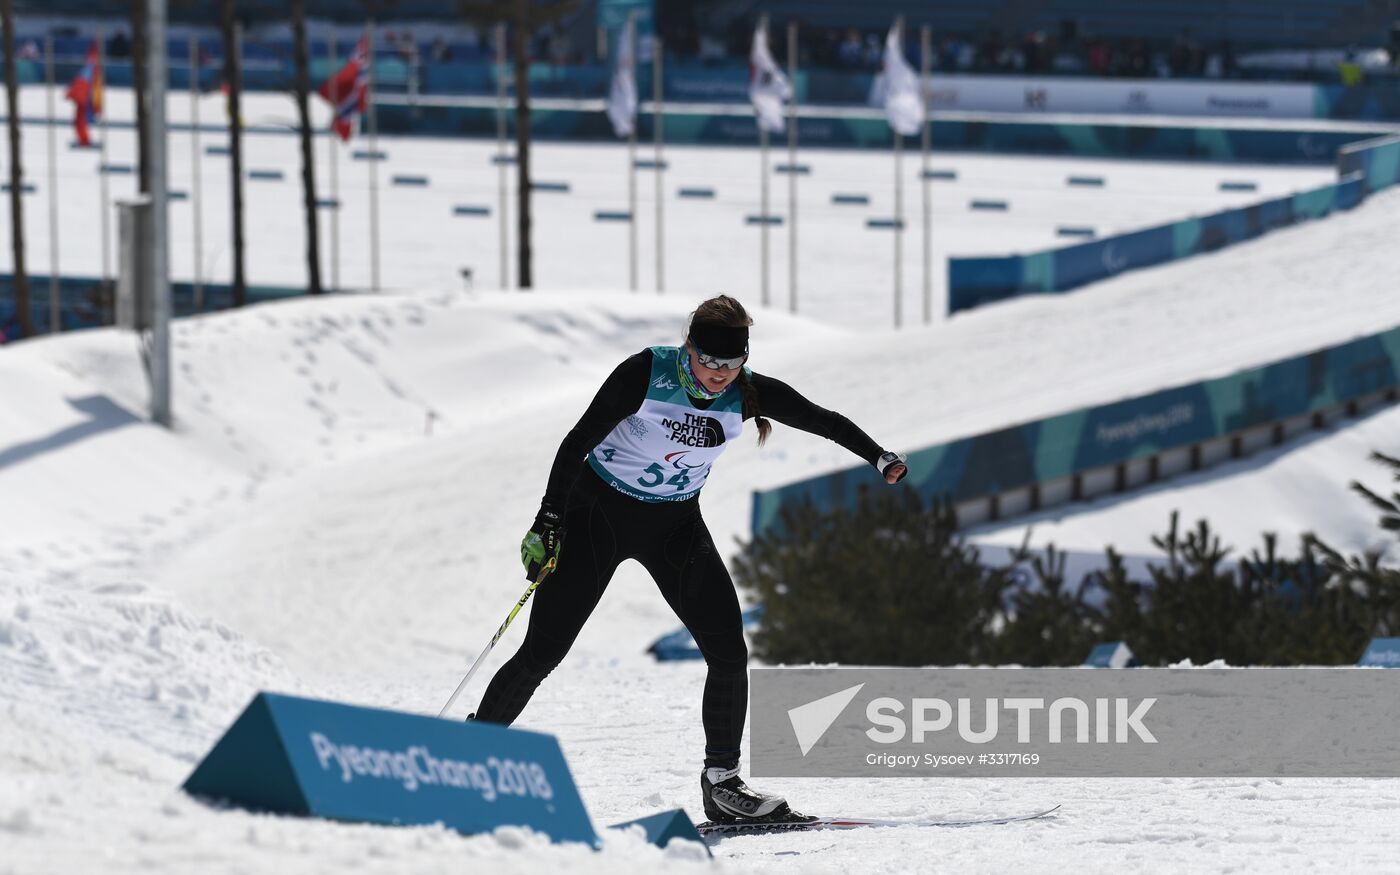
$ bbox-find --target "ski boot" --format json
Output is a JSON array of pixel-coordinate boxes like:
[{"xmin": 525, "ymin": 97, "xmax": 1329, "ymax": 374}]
[{"xmin": 701, "ymin": 765, "xmax": 797, "ymax": 823}]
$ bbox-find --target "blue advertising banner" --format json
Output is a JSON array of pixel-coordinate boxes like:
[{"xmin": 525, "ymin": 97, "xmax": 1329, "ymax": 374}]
[
  {"xmin": 949, "ymin": 132, "xmax": 1400, "ymax": 315},
  {"xmin": 1338, "ymin": 134, "xmax": 1400, "ymax": 195},
  {"xmin": 184, "ymin": 692, "xmax": 597, "ymax": 845},
  {"xmin": 0, "ymin": 272, "xmax": 304, "ymax": 341},
  {"xmin": 751, "ymin": 326, "xmax": 1400, "ymax": 539},
  {"xmin": 369, "ymin": 96, "xmax": 1380, "ymax": 164},
  {"xmin": 949, "ymin": 173, "xmax": 1367, "ymax": 313}
]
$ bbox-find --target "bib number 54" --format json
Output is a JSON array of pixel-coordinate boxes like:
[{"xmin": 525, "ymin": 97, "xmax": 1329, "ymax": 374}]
[{"xmin": 638, "ymin": 463, "xmax": 691, "ymax": 492}]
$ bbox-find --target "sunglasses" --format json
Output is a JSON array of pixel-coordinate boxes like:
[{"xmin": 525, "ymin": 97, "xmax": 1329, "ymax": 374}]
[{"xmin": 694, "ymin": 345, "xmax": 748, "ymax": 371}]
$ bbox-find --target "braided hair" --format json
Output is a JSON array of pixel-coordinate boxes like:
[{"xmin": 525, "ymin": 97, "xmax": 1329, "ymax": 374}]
[{"xmin": 688, "ymin": 295, "xmax": 771, "ymax": 446}]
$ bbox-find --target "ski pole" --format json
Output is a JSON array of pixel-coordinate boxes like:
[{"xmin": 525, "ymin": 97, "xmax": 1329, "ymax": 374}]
[{"xmin": 438, "ymin": 557, "xmax": 557, "ymax": 719}]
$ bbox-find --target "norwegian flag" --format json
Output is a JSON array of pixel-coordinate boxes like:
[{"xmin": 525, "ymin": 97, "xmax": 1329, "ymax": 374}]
[
  {"xmin": 65, "ymin": 41, "xmax": 103, "ymax": 147},
  {"xmin": 316, "ymin": 38, "xmax": 369, "ymax": 142}
]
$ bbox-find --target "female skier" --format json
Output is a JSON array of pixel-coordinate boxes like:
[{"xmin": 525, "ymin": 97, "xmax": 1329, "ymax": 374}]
[{"xmin": 471, "ymin": 295, "xmax": 907, "ymax": 824}]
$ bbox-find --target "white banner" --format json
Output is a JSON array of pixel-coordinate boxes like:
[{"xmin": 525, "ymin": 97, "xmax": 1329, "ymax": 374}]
[{"xmin": 909, "ymin": 75, "xmax": 1318, "ymax": 119}]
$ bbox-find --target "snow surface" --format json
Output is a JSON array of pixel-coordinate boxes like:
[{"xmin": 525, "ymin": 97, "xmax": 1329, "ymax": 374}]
[{"xmin": 4, "ymin": 88, "xmax": 1400, "ymax": 872}]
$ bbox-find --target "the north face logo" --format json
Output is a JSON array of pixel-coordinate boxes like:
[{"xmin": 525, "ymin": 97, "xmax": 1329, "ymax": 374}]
[{"xmin": 660, "ymin": 413, "xmax": 725, "ymax": 448}]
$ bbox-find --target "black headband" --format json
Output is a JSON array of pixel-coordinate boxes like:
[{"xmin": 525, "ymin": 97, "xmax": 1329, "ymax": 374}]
[{"xmin": 688, "ymin": 322, "xmax": 749, "ymax": 358}]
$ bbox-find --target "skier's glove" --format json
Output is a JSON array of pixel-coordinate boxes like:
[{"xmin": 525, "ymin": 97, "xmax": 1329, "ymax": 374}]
[
  {"xmin": 520, "ymin": 505, "xmax": 565, "ymax": 581},
  {"xmin": 877, "ymin": 451, "xmax": 908, "ymax": 485}
]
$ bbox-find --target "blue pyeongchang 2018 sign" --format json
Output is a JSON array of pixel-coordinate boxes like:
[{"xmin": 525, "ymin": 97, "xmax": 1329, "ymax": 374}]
[{"xmin": 183, "ymin": 692, "xmax": 597, "ymax": 845}]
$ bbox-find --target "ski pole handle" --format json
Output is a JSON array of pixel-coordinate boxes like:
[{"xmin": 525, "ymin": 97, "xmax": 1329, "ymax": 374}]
[{"xmin": 438, "ymin": 557, "xmax": 557, "ymax": 719}]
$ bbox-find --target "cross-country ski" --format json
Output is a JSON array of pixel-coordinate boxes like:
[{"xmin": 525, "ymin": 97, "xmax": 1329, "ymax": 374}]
[{"xmin": 696, "ymin": 805, "xmax": 1062, "ymax": 839}]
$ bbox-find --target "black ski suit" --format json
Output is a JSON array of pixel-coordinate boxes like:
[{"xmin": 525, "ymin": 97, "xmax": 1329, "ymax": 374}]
[{"xmin": 474, "ymin": 348, "xmax": 889, "ymax": 767}]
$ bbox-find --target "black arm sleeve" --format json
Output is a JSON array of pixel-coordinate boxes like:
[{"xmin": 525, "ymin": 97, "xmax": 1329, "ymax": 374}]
[
  {"xmin": 748, "ymin": 371, "xmax": 886, "ymax": 467},
  {"xmin": 541, "ymin": 350, "xmax": 652, "ymax": 509}
]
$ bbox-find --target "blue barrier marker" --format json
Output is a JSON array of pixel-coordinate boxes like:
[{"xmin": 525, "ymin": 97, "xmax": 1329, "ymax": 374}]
[
  {"xmin": 318, "ymin": 198, "xmax": 341, "ymax": 209},
  {"xmin": 650, "ymin": 608, "xmax": 764, "ymax": 661},
  {"xmin": 678, "ymin": 187, "xmax": 715, "ymax": 199},
  {"xmin": 832, "ymin": 193, "xmax": 870, "ymax": 205},
  {"xmin": 205, "ymin": 145, "xmax": 230, "ymax": 156},
  {"xmin": 1219, "ymin": 181, "xmax": 1258, "ymax": 192},
  {"xmin": 535, "ymin": 182, "xmax": 570, "ymax": 193},
  {"xmin": 352, "ymin": 149, "xmax": 387, "ymax": 161},
  {"xmin": 1067, "ymin": 176, "xmax": 1105, "ymax": 187},
  {"xmin": 609, "ymin": 810, "xmax": 710, "ymax": 856},
  {"xmin": 1358, "ymin": 637, "xmax": 1400, "ymax": 667},
  {"xmin": 168, "ymin": 190, "xmax": 188, "ymax": 201},
  {"xmin": 392, "ymin": 174, "xmax": 429, "ymax": 187},
  {"xmin": 1084, "ymin": 641, "xmax": 1137, "ymax": 668},
  {"xmin": 0, "ymin": 183, "xmax": 36, "ymax": 194},
  {"xmin": 183, "ymin": 692, "xmax": 598, "ymax": 845},
  {"xmin": 491, "ymin": 154, "xmax": 516, "ymax": 166},
  {"xmin": 69, "ymin": 140, "xmax": 98, "ymax": 150},
  {"xmin": 594, "ymin": 211, "xmax": 632, "ymax": 222},
  {"xmin": 1056, "ymin": 226, "xmax": 1095, "ymax": 238},
  {"xmin": 745, "ymin": 214, "xmax": 783, "ymax": 226},
  {"xmin": 865, "ymin": 218, "xmax": 904, "ymax": 229},
  {"xmin": 634, "ymin": 159, "xmax": 668, "ymax": 170},
  {"xmin": 923, "ymin": 169, "xmax": 957, "ymax": 180},
  {"xmin": 453, "ymin": 205, "xmax": 490, "ymax": 217},
  {"xmin": 775, "ymin": 163, "xmax": 810, "ymax": 175},
  {"xmin": 970, "ymin": 199, "xmax": 1009, "ymax": 211},
  {"xmin": 99, "ymin": 163, "xmax": 134, "ymax": 174},
  {"xmin": 248, "ymin": 169, "xmax": 284, "ymax": 181}
]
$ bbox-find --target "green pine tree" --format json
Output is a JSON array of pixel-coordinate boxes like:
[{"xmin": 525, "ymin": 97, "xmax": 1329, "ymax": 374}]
[
  {"xmin": 993, "ymin": 540, "xmax": 1100, "ymax": 666},
  {"xmin": 732, "ymin": 489, "xmax": 1006, "ymax": 666}
]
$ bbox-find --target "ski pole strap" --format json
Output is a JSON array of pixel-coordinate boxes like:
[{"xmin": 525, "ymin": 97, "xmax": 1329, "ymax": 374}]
[{"xmin": 437, "ymin": 557, "xmax": 558, "ymax": 719}]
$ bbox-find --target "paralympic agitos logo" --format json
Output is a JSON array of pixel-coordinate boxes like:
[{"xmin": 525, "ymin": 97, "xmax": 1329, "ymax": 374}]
[{"xmin": 660, "ymin": 413, "xmax": 725, "ymax": 448}]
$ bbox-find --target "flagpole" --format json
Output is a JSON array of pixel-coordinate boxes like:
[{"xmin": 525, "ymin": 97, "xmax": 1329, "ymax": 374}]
[
  {"xmin": 190, "ymin": 33, "xmax": 203, "ymax": 313},
  {"xmin": 920, "ymin": 25, "xmax": 931, "ymax": 325},
  {"xmin": 786, "ymin": 20, "xmax": 797, "ymax": 314},
  {"xmin": 626, "ymin": 14, "xmax": 637, "ymax": 293},
  {"xmin": 495, "ymin": 22, "xmax": 508, "ymax": 290},
  {"xmin": 653, "ymin": 33, "xmax": 663, "ymax": 294},
  {"xmin": 148, "ymin": 0, "xmax": 171, "ymax": 427},
  {"xmin": 894, "ymin": 130, "xmax": 902, "ymax": 330},
  {"xmin": 366, "ymin": 19, "xmax": 380, "ymax": 292},
  {"xmin": 892, "ymin": 17, "xmax": 905, "ymax": 330},
  {"xmin": 760, "ymin": 123, "xmax": 770, "ymax": 308},
  {"xmin": 758, "ymin": 15, "xmax": 771, "ymax": 310},
  {"xmin": 97, "ymin": 26, "xmax": 112, "ymax": 318},
  {"xmin": 45, "ymin": 35, "xmax": 58, "ymax": 332},
  {"xmin": 326, "ymin": 34, "xmax": 339, "ymax": 293}
]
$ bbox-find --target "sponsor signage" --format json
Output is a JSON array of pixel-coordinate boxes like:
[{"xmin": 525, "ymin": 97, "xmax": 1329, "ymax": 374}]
[
  {"xmin": 184, "ymin": 692, "xmax": 597, "ymax": 845},
  {"xmin": 921, "ymin": 75, "xmax": 1317, "ymax": 119}
]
